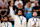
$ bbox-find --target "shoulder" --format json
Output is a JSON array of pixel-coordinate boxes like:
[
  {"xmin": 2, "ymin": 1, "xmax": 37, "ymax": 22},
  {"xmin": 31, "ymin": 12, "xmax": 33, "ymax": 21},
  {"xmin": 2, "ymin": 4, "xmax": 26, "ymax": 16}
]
[
  {"xmin": 29, "ymin": 18, "xmax": 33, "ymax": 20},
  {"xmin": 2, "ymin": 22, "xmax": 4, "ymax": 23},
  {"xmin": 37, "ymin": 18, "xmax": 39, "ymax": 19},
  {"xmin": 29, "ymin": 18, "xmax": 33, "ymax": 21},
  {"xmin": 23, "ymin": 16, "xmax": 26, "ymax": 20},
  {"xmin": 1, "ymin": 22, "xmax": 4, "ymax": 25},
  {"xmin": 8, "ymin": 22, "xmax": 12, "ymax": 23},
  {"xmin": 8, "ymin": 22, "xmax": 12, "ymax": 25}
]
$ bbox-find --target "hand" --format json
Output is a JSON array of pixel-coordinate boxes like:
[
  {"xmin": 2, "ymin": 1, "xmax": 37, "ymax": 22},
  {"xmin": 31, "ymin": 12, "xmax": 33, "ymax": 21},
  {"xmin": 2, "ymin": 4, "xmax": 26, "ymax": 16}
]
[{"xmin": 33, "ymin": 23, "xmax": 36, "ymax": 27}]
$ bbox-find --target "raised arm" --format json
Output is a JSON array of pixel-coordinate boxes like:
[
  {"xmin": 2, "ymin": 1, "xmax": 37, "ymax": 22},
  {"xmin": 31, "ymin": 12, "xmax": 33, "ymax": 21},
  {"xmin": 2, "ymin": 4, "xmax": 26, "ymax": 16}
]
[{"xmin": 10, "ymin": 7, "xmax": 16, "ymax": 19}]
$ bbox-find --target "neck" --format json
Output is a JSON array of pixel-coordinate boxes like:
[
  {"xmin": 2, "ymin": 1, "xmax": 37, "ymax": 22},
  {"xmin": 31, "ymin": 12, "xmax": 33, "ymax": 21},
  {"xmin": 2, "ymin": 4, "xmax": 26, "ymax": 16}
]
[
  {"xmin": 5, "ymin": 21, "xmax": 7, "ymax": 22},
  {"xmin": 10, "ymin": 6, "xmax": 13, "ymax": 7},
  {"xmin": 18, "ymin": 15, "xmax": 23, "ymax": 16},
  {"xmin": 34, "ymin": 16, "xmax": 36, "ymax": 18}
]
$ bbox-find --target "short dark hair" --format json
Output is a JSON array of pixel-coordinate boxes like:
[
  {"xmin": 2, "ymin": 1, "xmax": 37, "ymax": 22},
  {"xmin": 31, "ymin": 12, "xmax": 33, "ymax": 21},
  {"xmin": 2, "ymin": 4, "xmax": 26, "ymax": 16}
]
[
  {"xmin": 3, "ymin": 16, "xmax": 8, "ymax": 19},
  {"xmin": 18, "ymin": 9, "xmax": 24, "ymax": 13},
  {"xmin": 18, "ymin": 9, "xmax": 24, "ymax": 15}
]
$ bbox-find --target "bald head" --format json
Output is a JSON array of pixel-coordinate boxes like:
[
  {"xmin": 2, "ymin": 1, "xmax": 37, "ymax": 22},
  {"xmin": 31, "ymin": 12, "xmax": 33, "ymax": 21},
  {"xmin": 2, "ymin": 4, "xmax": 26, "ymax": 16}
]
[{"xmin": 33, "ymin": 12, "xmax": 38, "ymax": 17}]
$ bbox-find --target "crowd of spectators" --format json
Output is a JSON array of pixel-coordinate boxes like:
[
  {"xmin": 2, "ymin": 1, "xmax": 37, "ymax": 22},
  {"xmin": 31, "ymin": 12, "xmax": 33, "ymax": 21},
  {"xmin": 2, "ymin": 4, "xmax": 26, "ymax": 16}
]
[{"xmin": 0, "ymin": 0, "xmax": 40, "ymax": 26}]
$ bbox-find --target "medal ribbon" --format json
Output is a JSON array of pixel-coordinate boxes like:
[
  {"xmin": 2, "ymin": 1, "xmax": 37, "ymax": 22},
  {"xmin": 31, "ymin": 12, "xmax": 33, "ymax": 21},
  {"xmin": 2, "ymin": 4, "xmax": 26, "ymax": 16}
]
[
  {"xmin": 33, "ymin": 18, "xmax": 38, "ymax": 24},
  {"xmin": 4, "ymin": 22, "xmax": 8, "ymax": 27},
  {"xmin": 19, "ymin": 16, "xmax": 23, "ymax": 24}
]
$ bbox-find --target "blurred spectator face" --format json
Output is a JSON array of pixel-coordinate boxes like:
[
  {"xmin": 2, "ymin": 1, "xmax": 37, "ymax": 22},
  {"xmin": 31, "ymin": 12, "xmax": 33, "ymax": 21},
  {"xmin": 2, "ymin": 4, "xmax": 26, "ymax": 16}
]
[
  {"xmin": 3, "ymin": 17, "xmax": 8, "ymax": 22},
  {"xmin": 34, "ymin": 1, "xmax": 37, "ymax": 6},
  {"xmin": 33, "ymin": 12, "xmax": 38, "ymax": 17},
  {"xmin": 19, "ymin": 3, "xmax": 22, "ymax": 7},
  {"xmin": 18, "ymin": 10, "xmax": 22, "ymax": 16},
  {"xmin": 27, "ymin": 2, "xmax": 31, "ymax": 7},
  {"xmin": 10, "ymin": 1, "xmax": 14, "ymax": 7}
]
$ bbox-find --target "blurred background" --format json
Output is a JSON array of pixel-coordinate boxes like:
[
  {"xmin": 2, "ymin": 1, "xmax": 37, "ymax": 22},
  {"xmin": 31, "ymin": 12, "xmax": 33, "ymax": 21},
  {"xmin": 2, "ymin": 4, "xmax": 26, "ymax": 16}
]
[{"xmin": 0, "ymin": 0, "xmax": 40, "ymax": 27}]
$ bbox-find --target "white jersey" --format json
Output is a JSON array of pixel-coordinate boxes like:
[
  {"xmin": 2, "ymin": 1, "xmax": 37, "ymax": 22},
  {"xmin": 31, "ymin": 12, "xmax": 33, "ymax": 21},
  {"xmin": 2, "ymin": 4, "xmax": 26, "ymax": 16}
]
[
  {"xmin": 0, "ymin": 21, "xmax": 1, "ymax": 27},
  {"xmin": 10, "ymin": 7, "xmax": 26, "ymax": 27},
  {"xmin": 1, "ymin": 22, "xmax": 12, "ymax": 27},
  {"xmin": 28, "ymin": 17, "xmax": 39, "ymax": 27},
  {"xmin": 38, "ymin": 19, "xmax": 40, "ymax": 27}
]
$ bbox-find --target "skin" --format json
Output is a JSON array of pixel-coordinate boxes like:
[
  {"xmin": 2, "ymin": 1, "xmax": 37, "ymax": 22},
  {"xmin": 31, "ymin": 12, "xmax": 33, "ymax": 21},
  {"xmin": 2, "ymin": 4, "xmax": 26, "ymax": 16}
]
[
  {"xmin": 10, "ymin": 1, "xmax": 14, "ymax": 7},
  {"xmin": 17, "ymin": 0, "xmax": 19, "ymax": 1},
  {"xmin": 3, "ymin": 17, "xmax": 8, "ymax": 22},
  {"xmin": 18, "ymin": 10, "xmax": 23, "ymax": 16},
  {"xmin": 33, "ymin": 12, "xmax": 38, "ymax": 18},
  {"xmin": 27, "ymin": 3, "xmax": 31, "ymax": 8},
  {"xmin": 18, "ymin": 3, "xmax": 22, "ymax": 9},
  {"xmin": 9, "ymin": 10, "xmax": 23, "ymax": 21},
  {"xmin": 9, "ymin": 17, "xmax": 13, "ymax": 21},
  {"xmin": 32, "ymin": 12, "xmax": 38, "ymax": 26},
  {"xmin": 26, "ymin": 2, "xmax": 32, "ymax": 12}
]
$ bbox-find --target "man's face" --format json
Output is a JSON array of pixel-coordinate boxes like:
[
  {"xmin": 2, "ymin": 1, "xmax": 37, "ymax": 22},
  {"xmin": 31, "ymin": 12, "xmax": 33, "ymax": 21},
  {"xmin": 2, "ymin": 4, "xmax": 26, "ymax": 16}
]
[
  {"xmin": 4, "ymin": 17, "xmax": 8, "ymax": 22},
  {"xmin": 18, "ymin": 10, "xmax": 22, "ymax": 16},
  {"xmin": 19, "ymin": 3, "xmax": 22, "ymax": 7},
  {"xmin": 33, "ymin": 12, "xmax": 38, "ymax": 17},
  {"xmin": 27, "ymin": 3, "xmax": 31, "ymax": 7}
]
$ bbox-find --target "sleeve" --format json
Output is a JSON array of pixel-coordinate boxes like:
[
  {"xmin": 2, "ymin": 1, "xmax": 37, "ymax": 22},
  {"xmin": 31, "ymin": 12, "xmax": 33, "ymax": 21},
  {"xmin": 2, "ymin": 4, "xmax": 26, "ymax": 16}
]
[
  {"xmin": 28, "ymin": 19, "xmax": 31, "ymax": 27},
  {"xmin": 10, "ymin": 7, "xmax": 16, "ymax": 19}
]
